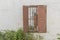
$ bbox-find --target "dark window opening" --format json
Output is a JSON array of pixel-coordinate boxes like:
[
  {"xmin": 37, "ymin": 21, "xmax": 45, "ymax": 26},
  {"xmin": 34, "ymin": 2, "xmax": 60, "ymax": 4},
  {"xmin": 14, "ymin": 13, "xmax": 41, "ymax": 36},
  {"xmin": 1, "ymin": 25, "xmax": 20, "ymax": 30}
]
[{"xmin": 28, "ymin": 7, "xmax": 38, "ymax": 32}]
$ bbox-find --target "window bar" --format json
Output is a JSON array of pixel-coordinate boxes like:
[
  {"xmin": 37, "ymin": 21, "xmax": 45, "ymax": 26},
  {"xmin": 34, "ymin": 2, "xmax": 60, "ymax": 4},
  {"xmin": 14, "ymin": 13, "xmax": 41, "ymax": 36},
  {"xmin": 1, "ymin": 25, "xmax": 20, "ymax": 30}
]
[
  {"xmin": 31, "ymin": 7, "xmax": 33, "ymax": 31},
  {"xmin": 30, "ymin": 7, "xmax": 31, "ymax": 31},
  {"xmin": 28, "ymin": 7, "xmax": 30, "ymax": 31},
  {"xmin": 35, "ymin": 7, "xmax": 37, "ymax": 31},
  {"xmin": 29, "ymin": 7, "xmax": 32, "ymax": 31},
  {"xmin": 30, "ymin": 7, "xmax": 32, "ymax": 30},
  {"xmin": 36, "ymin": 8, "xmax": 38, "ymax": 31},
  {"xmin": 33, "ymin": 7, "xmax": 35, "ymax": 31},
  {"xmin": 32, "ymin": 7, "xmax": 34, "ymax": 31},
  {"xmin": 28, "ymin": 7, "xmax": 37, "ymax": 32}
]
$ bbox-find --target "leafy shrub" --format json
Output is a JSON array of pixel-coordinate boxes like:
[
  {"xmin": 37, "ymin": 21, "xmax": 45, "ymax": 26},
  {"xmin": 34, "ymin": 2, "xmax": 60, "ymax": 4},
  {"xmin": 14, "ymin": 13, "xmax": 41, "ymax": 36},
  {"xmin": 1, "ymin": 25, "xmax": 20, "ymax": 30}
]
[
  {"xmin": 0, "ymin": 32, "xmax": 5, "ymax": 40},
  {"xmin": 0, "ymin": 29, "xmax": 43, "ymax": 40},
  {"xmin": 16, "ymin": 29, "xmax": 25, "ymax": 40},
  {"xmin": 4, "ymin": 31, "xmax": 16, "ymax": 40},
  {"xmin": 57, "ymin": 34, "xmax": 60, "ymax": 40}
]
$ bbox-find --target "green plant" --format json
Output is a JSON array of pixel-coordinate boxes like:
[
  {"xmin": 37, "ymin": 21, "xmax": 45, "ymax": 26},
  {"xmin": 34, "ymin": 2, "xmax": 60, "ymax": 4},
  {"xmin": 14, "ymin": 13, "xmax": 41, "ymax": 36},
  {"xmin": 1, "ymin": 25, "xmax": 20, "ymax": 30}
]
[
  {"xmin": 0, "ymin": 29, "xmax": 34, "ymax": 40},
  {"xmin": 0, "ymin": 29, "xmax": 44, "ymax": 40},
  {"xmin": 4, "ymin": 30, "xmax": 16, "ymax": 40},
  {"xmin": 57, "ymin": 34, "xmax": 60, "ymax": 40},
  {"xmin": 16, "ymin": 29, "xmax": 25, "ymax": 40},
  {"xmin": 0, "ymin": 32, "xmax": 5, "ymax": 40}
]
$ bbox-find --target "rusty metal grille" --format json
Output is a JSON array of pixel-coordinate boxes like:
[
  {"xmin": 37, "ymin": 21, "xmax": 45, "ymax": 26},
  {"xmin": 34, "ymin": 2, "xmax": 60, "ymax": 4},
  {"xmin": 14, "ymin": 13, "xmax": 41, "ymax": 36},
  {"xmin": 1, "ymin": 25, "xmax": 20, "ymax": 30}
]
[{"xmin": 28, "ymin": 7, "xmax": 37, "ymax": 32}]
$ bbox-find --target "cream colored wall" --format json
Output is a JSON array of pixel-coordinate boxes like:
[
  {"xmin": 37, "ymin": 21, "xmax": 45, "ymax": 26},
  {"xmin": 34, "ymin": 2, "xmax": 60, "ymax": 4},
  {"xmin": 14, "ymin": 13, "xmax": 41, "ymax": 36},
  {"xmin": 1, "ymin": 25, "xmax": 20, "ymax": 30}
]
[{"xmin": 0, "ymin": 0, "xmax": 60, "ymax": 40}]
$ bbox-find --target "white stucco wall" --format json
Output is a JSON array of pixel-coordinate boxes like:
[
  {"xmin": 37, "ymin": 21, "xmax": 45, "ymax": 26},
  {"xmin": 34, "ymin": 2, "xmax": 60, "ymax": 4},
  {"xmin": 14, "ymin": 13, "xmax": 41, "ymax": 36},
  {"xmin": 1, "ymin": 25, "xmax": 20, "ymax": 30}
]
[{"xmin": 0, "ymin": 0, "xmax": 60, "ymax": 40}]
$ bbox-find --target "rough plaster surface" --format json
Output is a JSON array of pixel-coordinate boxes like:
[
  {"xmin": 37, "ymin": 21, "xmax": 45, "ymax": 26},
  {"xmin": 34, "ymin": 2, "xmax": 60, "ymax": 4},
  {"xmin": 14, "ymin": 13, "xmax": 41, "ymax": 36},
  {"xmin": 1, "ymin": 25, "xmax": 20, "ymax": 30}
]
[{"xmin": 0, "ymin": 0, "xmax": 60, "ymax": 40}]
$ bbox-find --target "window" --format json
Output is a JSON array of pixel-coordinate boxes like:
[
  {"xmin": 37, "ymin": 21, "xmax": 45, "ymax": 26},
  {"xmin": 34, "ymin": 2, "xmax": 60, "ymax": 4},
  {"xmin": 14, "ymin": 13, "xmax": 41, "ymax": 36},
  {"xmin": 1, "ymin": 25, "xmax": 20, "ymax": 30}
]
[
  {"xmin": 23, "ymin": 5, "xmax": 47, "ymax": 33},
  {"xmin": 28, "ymin": 7, "xmax": 37, "ymax": 32}
]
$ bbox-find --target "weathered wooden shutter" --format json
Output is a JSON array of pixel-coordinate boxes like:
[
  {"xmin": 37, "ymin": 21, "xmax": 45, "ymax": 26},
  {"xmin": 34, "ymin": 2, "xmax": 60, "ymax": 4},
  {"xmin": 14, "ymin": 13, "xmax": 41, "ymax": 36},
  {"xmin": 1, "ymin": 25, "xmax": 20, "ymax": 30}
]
[
  {"xmin": 37, "ymin": 5, "xmax": 47, "ymax": 33},
  {"xmin": 23, "ymin": 6, "xmax": 28, "ymax": 32}
]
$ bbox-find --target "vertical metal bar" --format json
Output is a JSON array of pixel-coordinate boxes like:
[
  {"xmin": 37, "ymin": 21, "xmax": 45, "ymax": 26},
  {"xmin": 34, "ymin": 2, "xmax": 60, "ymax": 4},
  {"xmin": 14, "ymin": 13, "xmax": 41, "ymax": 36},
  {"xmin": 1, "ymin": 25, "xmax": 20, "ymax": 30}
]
[
  {"xmin": 33, "ymin": 7, "xmax": 34, "ymax": 31},
  {"xmin": 28, "ymin": 7, "xmax": 37, "ymax": 32},
  {"xmin": 30, "ymin": 7, "xmax": 31, "ymax": 31},
  {"xmin": 36, "ymin": 7, "xmax": 38, "ymax": 31},
  {"xmin": 32, "ymin": 7, "xmax": 33, "ymax": 31},
  {"xmin": 28, "ymin": 7, "xmax": 29, "ymax": 31},
  {"xmin": 30, "ymin": 7, "xmax": 31, "ymax": 30},
  {"xmin": 33, "ymin": 7, "xmax": 35, "ymax": 31},
  {"xmin": 31, "ymin": 7, "xmax": 33, "ymax": 25},
  {"xmin": 31, "ymin": 7, "xmax": 32, "ymax": 31},
  {"xmin": 33, "ymin": 9, "xmax": 35, "ymax": 26},
  {"xmin": 30, "ymin": 7, "xmax": 32, "ymax": 28},
  {"xmin": 29, "ymin": 7, "xmax": 31, "ymax": 29}
]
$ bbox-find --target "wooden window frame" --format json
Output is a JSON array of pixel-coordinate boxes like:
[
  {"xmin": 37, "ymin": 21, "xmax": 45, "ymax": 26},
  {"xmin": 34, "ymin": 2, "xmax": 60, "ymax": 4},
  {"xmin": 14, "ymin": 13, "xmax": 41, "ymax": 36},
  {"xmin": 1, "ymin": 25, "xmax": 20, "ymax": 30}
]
[{"xmin": 23, "ymin": 5, "xmax": 47, "ymax": 33}]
